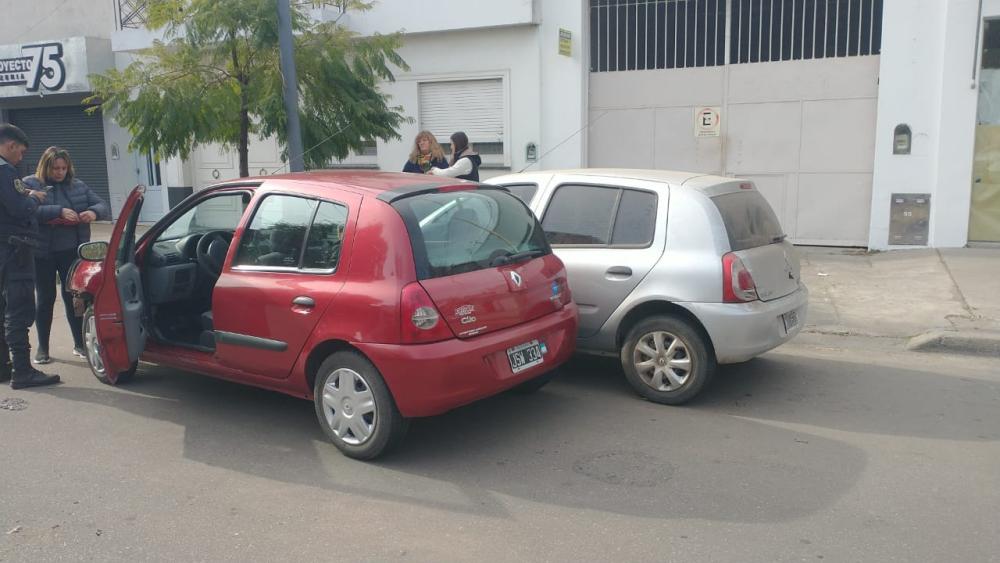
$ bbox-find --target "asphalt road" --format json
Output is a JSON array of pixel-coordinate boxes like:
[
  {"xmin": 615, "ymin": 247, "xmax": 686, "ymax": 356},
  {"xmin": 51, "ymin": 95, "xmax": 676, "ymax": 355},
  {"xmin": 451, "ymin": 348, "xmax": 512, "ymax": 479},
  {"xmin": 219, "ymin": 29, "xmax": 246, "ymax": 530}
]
[{"xmin": 2, "ymin": 326, "xmax": 998, "ymax": 562}]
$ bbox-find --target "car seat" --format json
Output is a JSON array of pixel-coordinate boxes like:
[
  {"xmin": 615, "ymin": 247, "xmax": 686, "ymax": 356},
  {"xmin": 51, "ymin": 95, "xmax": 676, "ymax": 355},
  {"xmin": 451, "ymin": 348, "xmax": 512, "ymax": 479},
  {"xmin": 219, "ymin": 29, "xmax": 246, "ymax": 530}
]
[{"xmin": 257, "ymin": 227, "xmax": 302, "ymax": 267}]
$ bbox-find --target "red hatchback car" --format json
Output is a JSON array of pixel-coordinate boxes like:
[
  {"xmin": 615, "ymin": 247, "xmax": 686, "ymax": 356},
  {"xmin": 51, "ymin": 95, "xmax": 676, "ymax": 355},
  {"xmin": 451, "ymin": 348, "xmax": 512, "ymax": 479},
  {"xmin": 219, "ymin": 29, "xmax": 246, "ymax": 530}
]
[{"xmin": 68, "ymin": 171, "xmax": 578, "ymax": 459}]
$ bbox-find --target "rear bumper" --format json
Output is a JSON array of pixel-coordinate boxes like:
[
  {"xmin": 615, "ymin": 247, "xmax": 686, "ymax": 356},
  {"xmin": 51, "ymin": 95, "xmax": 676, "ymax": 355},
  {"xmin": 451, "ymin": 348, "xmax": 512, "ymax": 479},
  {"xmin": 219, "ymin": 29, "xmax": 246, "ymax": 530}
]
[
  {"xmin": 356, "ymin": 303, "xmax": 578, "ymax": 418},
  {"xmin": 682, "ymin": 285, "xmax": 809, "ymax": 364}
]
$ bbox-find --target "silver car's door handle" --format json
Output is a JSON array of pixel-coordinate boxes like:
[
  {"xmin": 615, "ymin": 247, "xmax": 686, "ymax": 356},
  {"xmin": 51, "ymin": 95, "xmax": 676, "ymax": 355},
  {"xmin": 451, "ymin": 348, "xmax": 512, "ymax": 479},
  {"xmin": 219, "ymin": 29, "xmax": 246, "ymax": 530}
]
[
  {"xmin": 292, "ymin": 296, "xmax": 315, "ymax": 308},
  {"xmin": 606, "ymin": 266, "xmax": 632, "ymax": 277}
]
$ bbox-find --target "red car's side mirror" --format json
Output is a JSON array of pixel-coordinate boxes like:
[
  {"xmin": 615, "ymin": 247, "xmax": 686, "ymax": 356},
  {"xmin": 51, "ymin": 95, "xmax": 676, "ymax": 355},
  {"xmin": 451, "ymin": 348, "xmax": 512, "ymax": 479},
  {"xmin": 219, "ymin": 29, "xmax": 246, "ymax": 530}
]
[{"xmin": 78, "ymin": 241, "xmax": 109, "ymax": 262}]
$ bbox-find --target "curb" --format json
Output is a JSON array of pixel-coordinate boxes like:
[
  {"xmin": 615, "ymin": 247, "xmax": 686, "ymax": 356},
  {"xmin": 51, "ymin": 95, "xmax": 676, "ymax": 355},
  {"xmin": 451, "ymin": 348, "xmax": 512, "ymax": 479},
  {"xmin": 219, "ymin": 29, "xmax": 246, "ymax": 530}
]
[{"xmin": 906, "ymin": 330, "xmax": 1000, "ymax": 358}]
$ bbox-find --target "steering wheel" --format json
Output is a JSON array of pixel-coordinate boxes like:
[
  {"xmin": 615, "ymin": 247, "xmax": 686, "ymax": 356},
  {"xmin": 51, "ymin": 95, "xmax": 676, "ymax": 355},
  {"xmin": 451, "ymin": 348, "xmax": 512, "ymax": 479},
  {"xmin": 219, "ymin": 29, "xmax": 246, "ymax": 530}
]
[{"xmin": 195, "ymin": 230, "xmax": 233, "ymax": 279}]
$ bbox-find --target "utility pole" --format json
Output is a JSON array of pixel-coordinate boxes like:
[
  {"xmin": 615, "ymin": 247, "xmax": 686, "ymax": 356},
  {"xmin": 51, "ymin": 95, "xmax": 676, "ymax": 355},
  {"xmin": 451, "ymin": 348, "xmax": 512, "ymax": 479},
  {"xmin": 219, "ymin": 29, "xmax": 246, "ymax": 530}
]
[{"xmin": 277, "ymin": 0, "xmax": 305, "ymax": 172}]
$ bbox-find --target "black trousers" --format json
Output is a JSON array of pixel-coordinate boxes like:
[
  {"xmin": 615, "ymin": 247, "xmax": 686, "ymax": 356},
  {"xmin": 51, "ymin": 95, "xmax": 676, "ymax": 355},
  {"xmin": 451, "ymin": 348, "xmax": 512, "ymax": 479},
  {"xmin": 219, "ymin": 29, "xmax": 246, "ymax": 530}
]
[
  {"xmin": 34, "ymin": 248, "xmax": 83, "ymax": 350},
  {"xmin": 0, "ymin": 242, "xmax": 37, "ymax": 373}
]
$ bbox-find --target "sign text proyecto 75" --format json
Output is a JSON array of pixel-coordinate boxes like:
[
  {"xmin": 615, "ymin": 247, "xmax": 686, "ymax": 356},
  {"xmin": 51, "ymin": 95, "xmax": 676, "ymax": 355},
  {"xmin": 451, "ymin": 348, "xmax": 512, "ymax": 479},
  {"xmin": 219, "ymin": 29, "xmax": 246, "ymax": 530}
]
[{"xmin": 0, "ymin": 42, "xmax": 66, "ymax": 92}]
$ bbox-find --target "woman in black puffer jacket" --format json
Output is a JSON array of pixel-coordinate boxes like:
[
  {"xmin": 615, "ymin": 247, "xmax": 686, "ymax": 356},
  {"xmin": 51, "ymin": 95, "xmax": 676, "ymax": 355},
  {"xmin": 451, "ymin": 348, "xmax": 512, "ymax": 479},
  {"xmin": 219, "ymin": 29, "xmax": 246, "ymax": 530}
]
[{"xmin": 23, "ymin": 146, "xmax": 110, "ymax": 364}]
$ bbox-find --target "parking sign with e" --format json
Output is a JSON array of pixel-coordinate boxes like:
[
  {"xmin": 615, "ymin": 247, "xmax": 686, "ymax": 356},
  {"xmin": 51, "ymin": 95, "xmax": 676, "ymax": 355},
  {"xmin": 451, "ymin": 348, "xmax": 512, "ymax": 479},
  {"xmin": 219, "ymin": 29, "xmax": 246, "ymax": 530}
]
[{"xmin": 694, "ymin": 106, "xmax": 721, "ymax": 138}]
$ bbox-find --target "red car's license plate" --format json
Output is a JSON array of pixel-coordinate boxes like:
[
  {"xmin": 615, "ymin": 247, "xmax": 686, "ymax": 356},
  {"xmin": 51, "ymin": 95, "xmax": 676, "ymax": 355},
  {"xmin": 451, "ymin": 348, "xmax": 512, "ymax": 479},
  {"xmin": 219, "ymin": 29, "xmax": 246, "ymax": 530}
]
[{"xmin": 507, "ymin": 340, "xmax": 544, "ymax": 374}]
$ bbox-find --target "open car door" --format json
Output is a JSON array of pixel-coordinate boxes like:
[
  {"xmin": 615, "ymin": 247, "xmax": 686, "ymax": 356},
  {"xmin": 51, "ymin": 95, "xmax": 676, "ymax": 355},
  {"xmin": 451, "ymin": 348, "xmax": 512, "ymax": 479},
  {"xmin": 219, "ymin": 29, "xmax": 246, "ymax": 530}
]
[{"xmin": 89, "ymin": 185, "xmax": 147, "ymax": 384}]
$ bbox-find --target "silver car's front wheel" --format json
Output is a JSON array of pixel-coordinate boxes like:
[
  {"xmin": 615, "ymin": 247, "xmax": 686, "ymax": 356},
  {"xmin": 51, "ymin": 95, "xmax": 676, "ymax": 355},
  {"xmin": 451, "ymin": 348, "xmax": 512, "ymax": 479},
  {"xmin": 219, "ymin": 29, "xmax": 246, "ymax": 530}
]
[
  {"xmin": 621, "ymin": 315, "xmax": 716, "ymax": 405},
  {"xmin": 313, "ymin": 351, "xmax": 409, "ymax": 460}
]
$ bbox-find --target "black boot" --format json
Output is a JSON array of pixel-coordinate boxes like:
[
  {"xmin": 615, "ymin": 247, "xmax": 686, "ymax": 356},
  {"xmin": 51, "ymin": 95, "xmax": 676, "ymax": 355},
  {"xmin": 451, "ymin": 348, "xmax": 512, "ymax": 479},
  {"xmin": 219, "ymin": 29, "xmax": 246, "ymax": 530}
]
[
  {"xmin": 10, "ymin": 367, "xmax": 60, "ymax": 389},
  {"xmin": 0, "ymin": 362, "xmax": 10, "ymax": 383}
]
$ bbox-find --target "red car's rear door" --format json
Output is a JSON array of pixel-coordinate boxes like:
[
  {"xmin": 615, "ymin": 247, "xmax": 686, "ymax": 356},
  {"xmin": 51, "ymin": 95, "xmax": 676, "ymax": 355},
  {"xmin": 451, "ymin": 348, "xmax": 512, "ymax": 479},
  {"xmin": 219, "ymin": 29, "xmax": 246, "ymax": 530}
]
[{"xmin": 211, "ymin": 190, "xmax": 361, "ymax": 379}]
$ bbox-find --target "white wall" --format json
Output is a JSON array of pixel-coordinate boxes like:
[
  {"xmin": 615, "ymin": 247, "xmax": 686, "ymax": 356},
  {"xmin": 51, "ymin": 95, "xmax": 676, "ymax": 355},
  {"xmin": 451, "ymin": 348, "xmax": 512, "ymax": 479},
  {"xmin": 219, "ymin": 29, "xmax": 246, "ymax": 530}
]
[
  {"xmin": 335, "ymin": 0, "xmax": 536, "ymax": 35},
  {"xmin": 375, "ymin": 25, "xmax": 542, "ymax": 177},
  {"xmin": 537, "ymin": 0, "xmax": 589, "ymax": 171},
  {"xmin": 5, "ymin": 1, "xmax": 113, "ymax": 40},
  {"xmin": 102, "ymin": 108, "xmax": 141, "ymax": 220},
  {"xmin": 869, "ymin": 0, "xmax": 985, "ymax": 249}
]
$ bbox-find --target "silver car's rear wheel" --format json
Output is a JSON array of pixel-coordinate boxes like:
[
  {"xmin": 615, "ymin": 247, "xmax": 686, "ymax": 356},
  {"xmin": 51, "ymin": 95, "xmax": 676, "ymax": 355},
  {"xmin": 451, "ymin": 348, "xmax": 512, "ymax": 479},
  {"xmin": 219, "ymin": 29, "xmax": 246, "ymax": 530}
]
[
  {"xmin": 632, "ymin": 330, "xmax": 692, "ymax": 392},
  {"xmin": 621, "ymin": 315, "xmax": 716, "ymax": 405},
  {"xmin": 313, "ymin": 351, "xmax": 409, "ymax": 460}
]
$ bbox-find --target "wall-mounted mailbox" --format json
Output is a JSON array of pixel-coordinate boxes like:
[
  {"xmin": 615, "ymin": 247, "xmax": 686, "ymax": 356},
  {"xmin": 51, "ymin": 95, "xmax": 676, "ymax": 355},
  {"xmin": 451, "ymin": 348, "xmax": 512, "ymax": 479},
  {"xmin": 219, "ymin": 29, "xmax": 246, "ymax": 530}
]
[
  {"xmin": 893, "ymin": 124, "xmax": 912, "ymax": 155},
  {"xmin": 889, "ymin": 193, "xmax": 930, "ymax": 245}
]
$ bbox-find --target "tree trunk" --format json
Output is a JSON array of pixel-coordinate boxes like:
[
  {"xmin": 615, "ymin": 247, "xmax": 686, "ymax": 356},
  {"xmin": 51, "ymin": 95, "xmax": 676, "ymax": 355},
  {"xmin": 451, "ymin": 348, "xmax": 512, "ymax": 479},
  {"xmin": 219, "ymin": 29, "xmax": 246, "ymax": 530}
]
[
  {"xmin": 232, "ymin": 38, "xmax": 250, "ymax": 178},
  {"xmin": 238, "ymin": 90, "xmax": 249, "ymax": 178}
]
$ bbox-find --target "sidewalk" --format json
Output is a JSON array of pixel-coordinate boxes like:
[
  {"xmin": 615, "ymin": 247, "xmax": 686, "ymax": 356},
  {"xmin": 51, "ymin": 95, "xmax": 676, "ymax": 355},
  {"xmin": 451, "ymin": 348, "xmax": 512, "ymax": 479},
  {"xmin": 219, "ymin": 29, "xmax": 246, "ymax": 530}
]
[{"xmin": 800, "ymin": 246, "xmax": 1000, "ymax": 355}]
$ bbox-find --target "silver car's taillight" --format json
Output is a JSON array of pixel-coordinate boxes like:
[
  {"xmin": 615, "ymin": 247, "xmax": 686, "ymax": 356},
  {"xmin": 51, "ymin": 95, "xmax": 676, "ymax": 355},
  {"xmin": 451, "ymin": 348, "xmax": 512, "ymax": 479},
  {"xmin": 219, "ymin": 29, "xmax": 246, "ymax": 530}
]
[{"xmin": 722, "ymin": 252, "xmax": 759, "ymax": 303}]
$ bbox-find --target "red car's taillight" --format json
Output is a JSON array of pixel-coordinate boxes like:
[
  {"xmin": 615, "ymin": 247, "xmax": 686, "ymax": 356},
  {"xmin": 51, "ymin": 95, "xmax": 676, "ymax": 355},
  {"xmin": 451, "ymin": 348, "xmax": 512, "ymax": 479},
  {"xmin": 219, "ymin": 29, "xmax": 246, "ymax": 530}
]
[
  {"xmin": 722, "ymin": 252, "xmax": 759, "ymax": 303},
  {"xmin": 400, "ymin": 282, "xmax": 454, "ymax": 344},
  {"xmin": 553, "ymin": 277, "xmax": 572, "ymax": 308}
]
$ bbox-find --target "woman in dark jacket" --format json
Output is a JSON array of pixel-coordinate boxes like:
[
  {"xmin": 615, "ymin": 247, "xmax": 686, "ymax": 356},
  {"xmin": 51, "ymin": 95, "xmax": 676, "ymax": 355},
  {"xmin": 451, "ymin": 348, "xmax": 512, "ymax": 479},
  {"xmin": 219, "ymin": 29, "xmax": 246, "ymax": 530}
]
[
  {"xmin": 24, "ymin": 146, "xmax": 110, "ymax": 363},
  {"xmin": 428, "ymin": 131, "xmax": 482, "ymax": 181}
]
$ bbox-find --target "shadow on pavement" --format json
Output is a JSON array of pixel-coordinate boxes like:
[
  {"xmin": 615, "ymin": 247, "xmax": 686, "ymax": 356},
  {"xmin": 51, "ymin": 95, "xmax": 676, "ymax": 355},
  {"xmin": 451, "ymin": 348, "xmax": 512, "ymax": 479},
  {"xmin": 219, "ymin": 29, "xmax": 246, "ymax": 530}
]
[
  {"xmin": 698, "ymin": 353, "xmax": 1000, "ymax": 442},
  {"xmin": 56, "ymin": 348, "xmax": 1000, "ymax": 523}
]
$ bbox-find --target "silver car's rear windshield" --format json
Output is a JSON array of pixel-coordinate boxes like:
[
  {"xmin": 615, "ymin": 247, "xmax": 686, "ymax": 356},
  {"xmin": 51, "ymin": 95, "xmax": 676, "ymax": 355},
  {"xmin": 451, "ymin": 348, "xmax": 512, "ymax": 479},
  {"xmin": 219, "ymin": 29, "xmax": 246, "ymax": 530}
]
[
  {"xmin": 711, "ymin": 190, "xmax": 785, "ymax": 251},
  {"xmin": 391, "ymin": 189, "xmax": 551, "ymax": 280}
]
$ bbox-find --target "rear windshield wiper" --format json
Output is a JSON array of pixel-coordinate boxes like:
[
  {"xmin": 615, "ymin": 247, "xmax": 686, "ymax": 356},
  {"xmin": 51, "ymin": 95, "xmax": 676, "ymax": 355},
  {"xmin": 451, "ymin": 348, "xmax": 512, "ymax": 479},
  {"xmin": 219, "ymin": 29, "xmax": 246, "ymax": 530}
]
[
  {"xmin": 771, "ymin": 234, "xmax": 788, "ymax": 243},
  {"xmin": 490, "ymin": 249, "xmax": 546, "ymax": 267}
]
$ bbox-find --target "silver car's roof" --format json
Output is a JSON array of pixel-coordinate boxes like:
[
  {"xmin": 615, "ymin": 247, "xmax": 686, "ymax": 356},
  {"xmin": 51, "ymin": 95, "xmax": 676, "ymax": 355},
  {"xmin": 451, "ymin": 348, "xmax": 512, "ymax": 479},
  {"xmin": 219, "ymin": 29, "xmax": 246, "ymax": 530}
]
[{"xmin": 501, "ymin": 168, "xmax": 740, "ymax": 191}]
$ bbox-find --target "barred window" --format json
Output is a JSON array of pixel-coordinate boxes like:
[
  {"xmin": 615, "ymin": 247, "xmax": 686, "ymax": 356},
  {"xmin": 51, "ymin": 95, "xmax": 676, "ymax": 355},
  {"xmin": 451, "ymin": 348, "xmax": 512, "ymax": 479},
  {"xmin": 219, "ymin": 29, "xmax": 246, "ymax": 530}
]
[
  {"xmin": 590, "ymin": 0, "xmax": 727, "ymax": 72},
  {"xmin": 589, "ymin": 0, "xmax": 883, "ymax": 72},
  {"xmin": 731, "ymin": 0, "xmax": 883, "ymax": 63}
]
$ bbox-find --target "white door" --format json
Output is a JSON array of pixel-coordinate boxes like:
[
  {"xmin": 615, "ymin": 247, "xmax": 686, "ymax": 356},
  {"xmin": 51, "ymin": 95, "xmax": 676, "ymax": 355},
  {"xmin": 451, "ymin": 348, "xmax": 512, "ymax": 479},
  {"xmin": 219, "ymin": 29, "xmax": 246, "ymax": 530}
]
[{"xmin": 138, "ymin": 151, "xmax": 166, "ymax": 222}]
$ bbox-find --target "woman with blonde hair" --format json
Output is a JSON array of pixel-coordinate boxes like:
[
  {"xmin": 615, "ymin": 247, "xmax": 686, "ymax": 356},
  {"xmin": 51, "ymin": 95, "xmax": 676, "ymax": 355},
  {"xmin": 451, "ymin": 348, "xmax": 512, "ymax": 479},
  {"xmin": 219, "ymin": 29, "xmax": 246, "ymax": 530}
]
[
  {"xmin": 402, "ymin": 131, "xmax": 449, "ymax": 174},
  {"xmin": 23, "ymin": 146, "xmax": 109, "ymax": 363}
]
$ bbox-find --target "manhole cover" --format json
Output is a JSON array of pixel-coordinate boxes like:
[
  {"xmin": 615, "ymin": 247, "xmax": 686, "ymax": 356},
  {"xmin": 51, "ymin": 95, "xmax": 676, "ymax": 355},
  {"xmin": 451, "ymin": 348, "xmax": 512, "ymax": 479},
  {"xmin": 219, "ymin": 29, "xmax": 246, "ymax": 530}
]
[
  {"xmin": 0, "ymin": 398, "xmax": 28, "ymax": 411},
  {"xmin": 573, "ymin": 451, "xmax": 674, "ymax": 487}
]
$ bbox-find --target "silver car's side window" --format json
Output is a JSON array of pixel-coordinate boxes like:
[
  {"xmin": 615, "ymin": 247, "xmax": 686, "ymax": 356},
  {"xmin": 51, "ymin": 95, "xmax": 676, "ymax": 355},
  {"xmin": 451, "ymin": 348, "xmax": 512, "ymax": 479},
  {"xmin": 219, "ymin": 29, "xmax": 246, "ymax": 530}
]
[
  {"xmin": 611, "ymin": 189, "xmax": 657, "ymax": 245},
  {"xmin": 541, "ymin": 184, "xmax": 657, "ymax": 247},
  {"xmin": 500, "ymin": 183, "xmax": 538, "ymax": 205}
]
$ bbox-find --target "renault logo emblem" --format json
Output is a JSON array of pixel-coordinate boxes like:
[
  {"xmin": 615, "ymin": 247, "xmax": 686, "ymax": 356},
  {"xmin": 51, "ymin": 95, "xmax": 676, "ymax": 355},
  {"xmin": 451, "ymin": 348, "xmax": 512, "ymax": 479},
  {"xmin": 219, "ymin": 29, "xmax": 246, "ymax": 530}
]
[{"xmin": 509, "ymin": 271, "xmax": 523, "ymax": 287}]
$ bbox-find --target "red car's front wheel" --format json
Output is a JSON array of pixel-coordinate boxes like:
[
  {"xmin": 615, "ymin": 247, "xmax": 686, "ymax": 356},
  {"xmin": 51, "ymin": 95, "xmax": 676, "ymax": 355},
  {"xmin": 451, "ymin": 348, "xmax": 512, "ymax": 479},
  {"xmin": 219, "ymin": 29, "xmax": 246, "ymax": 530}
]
[{"xmin": 82, "ymin": 305, "xmax": 136, "ymax": 385}]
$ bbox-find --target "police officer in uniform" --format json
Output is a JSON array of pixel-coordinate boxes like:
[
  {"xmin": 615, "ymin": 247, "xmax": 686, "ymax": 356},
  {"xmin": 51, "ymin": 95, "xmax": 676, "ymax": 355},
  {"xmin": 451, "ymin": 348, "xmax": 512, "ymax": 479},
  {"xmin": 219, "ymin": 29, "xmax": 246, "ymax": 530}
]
[{"xmin": 0, "ymin": 124, "xmax": 59, "ymax": 389}]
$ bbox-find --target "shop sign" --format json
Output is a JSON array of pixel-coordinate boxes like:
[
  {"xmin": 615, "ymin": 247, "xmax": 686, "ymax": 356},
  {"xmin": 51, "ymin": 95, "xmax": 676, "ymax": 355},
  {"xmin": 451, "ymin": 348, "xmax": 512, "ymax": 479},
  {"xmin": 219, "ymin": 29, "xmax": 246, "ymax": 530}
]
[
  {"xmin": 0, "ymin": 37, "xmax": 105, "ymax": 98},
  {"xmin": 0, "ymin": 42, "xmax": 66, "ymax": 92}
]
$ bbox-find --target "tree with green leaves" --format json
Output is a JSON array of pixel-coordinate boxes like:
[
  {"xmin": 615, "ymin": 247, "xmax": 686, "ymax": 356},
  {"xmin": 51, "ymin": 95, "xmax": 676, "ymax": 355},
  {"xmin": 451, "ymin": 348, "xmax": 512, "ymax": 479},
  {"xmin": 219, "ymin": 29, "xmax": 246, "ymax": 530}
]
[{"xmin": 87, "ymin": 0, "xmax": 408, "ymax": 177}]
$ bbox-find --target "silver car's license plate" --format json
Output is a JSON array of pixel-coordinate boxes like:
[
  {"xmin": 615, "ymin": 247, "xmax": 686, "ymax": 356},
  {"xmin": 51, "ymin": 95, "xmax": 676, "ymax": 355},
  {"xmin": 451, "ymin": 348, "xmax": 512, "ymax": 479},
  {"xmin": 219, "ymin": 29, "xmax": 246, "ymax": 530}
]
[
  {"xmin": 782, "ymin": 309, "xmax": 800, "ymax": 332},
  {"xmin": 507, "ymin": 340, "xmax": 544, "ymax": 373}
]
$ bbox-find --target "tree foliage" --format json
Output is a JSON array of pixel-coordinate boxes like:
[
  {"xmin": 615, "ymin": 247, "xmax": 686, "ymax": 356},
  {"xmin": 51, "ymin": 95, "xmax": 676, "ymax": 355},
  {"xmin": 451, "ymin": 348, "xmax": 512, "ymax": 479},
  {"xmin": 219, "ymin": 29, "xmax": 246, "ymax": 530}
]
[{"xmin": 87, "ymin": 0, "xmax": 408, "ymax": 176}]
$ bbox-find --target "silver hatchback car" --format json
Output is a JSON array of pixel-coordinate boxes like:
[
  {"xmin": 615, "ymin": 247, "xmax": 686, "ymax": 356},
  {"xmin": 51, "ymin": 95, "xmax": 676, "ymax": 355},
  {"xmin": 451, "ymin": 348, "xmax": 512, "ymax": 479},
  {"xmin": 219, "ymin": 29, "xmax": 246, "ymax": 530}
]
[{"xmin": 486, "ymin": 169, "xmax": 808, "ymax": 404}]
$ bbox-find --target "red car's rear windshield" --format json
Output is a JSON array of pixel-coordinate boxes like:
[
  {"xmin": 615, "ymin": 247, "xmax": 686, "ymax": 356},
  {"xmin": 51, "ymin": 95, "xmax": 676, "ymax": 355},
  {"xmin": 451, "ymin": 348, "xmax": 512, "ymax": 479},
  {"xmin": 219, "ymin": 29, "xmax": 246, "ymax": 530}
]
[{"xmin": 391, "ymin": 189, "xmax": 551, "ymax": 280}]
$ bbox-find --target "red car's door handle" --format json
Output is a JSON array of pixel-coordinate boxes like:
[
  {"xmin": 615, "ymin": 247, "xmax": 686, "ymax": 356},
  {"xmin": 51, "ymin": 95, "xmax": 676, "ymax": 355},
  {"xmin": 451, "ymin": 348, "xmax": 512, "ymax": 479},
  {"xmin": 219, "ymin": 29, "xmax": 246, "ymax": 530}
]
[{"xmin": 292, "ymin": 296, "xmax": 315, "ymax": 308}]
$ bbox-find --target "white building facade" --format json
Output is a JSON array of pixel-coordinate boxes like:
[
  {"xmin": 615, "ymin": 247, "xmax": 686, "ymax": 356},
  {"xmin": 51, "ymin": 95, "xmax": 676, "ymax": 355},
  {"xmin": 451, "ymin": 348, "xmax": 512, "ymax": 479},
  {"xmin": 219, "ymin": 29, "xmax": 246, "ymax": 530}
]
[{"xmin": 1, "ymin": 0, "xmax": 997, "ymax": 249}]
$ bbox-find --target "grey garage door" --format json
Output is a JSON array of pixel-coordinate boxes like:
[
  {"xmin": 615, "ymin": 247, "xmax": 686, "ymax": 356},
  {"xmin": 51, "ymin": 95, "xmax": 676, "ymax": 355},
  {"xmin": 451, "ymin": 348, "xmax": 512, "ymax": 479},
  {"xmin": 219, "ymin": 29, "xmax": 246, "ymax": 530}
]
[{"xmin": 9, "ymin": 105, "xmax": 111, "ymax": 205}]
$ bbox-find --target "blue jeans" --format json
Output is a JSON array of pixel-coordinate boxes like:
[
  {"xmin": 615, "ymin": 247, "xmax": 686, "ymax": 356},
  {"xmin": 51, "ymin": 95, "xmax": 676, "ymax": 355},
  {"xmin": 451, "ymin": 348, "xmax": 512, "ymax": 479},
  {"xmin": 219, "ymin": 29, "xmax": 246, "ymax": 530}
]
[{"xmin": 34, "ymin": 248, "xmax": 83, "ymax": 351}]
